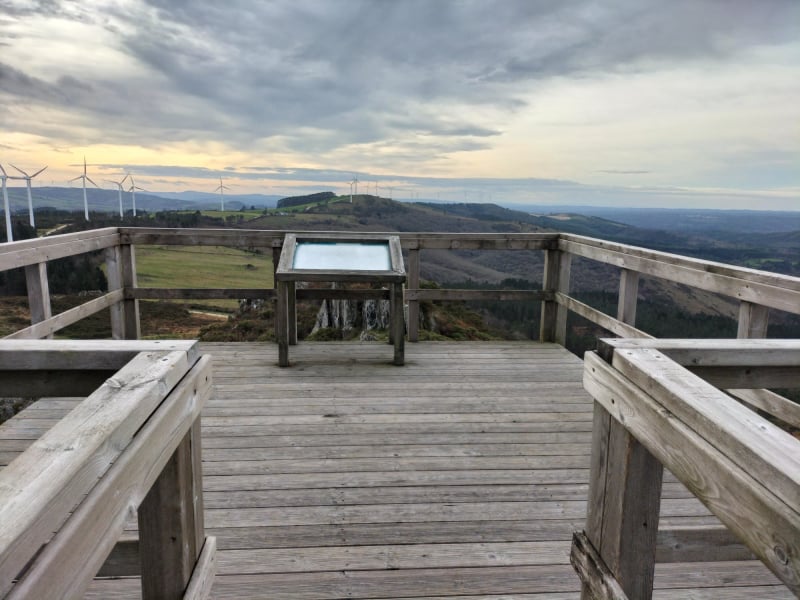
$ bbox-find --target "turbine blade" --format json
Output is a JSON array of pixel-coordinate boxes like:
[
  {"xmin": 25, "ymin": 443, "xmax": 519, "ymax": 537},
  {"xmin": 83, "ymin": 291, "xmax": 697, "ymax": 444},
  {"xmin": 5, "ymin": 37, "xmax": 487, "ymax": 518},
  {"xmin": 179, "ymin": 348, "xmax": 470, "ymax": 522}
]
[
  {"xmin": 69, "ymin": 175, "xmax": 83, "ymax": 182},
  {"xmin": 120, "ymin": 173, "xmax": 129, "ymax": 185},
  {"xmin": 0, "ymin": 164, "xmax": 6, "ymax": 176},
  {"xmin": 9, "ymin": 164, "xmax": 28, "ymax": 177},
  {"xmin": 86, "ymin": 176, "xmax": 99, "ymax": 187},
  {"xmin": 31, "ymin": 166, "xmax": 47, "ymax": 178}
]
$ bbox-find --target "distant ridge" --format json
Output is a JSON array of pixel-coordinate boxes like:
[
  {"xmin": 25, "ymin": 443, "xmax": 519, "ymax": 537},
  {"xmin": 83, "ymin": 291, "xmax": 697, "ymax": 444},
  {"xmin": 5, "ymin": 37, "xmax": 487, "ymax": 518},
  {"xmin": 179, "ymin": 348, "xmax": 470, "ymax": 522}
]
[{"xmin": 0, "ymin": 186, "xmax": 279, "ymax": 214}]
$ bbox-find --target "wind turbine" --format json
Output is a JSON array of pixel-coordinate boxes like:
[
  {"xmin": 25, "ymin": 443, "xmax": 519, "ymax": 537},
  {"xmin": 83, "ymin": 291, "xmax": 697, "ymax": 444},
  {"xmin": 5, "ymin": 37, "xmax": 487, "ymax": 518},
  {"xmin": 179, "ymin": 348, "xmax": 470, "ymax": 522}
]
[
  {"xmin": 9, "ymin": 163, "xmax": 47, "ymax": 228},
  {"xmin": 215, "ymin": 177, "xmax": 230, "ymax": 211},
  {"xmin": 128, "ymin": 174, "xmax": 147, "ymax": 216},
  {"xmin": 69, "ymin": 157, "xmax": 96, "ymax": 221},
  {"xmin": 0, "ymin": 164, "xmax": 16, "ymax": 242},
  {"xmin": 350, "ymin": 175, "xmax": 359, "ymax": 203},
  {"xmin": 106, "ymin": 174, "xmax": 129, "ymax": 218}
]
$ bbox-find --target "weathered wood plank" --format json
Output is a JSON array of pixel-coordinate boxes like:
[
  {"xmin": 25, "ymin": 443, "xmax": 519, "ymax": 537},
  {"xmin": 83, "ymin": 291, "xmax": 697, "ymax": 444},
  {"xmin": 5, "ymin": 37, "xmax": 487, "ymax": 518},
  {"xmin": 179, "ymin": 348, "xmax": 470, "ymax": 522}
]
[
  {"xmin": 556, "ymin": 292, "xmax": 653, "ymax": 339},
  {"xmin": 560, "ymin": 237, "xmax": 800, "ymax": 314},
  {"xmin": 582, "ymin": 403, "xmax": 662, "ymax": 600},
  {"xmin": 8, "ymin": 355, "xmax": 211, "ymax": 600},
  {"xmin": 0, "ymin": 350, "xmax": 192, "ymax": 597},
  {"xmin": 405, "ymin": 288, "xmax": 548, "ymax": 301},
  {"xmin": 201, "ymin": 468, "xmax": 591, "ymax": 492},
  {"xmin": 560, "ymin": 233, "xmax": 800, "ymax": 293},
  {"xmin": 584, "ymin": 351, "xmax": 800, "ymax": 593},
  {"xmin": 737, "ymin": 301, "xmax": 770, "ymax": 339},
  {"xmin": 4, "ymin": 290, "xmax": 123, "ymax": 339},
  {"xmin": 407, "ymin": 247, "xmax": 420, "ymax": 341},
  {"xmin": 540, "ymin": 249, "xmax": 571, "ymax": 344},
  {"xmin": 611, "ymin": 348, "xmax": 800, "ymax": 510},
  {"xmin": 0, "ymin": 339, "xmax": 198, "ymax": 370},
  {"xmin": 599, "ymin": 338, "xmax": 800, "ymax": 366},
  {"xmin": 201, "ymin": 442, "xmax": 592, "ymax": 461},
  {"xmin": 104, "ymin": 244, "xmax": 126, "ymax": 339},
  {"xmin": 0, "ymin": 229, "xmax": 120, "ymax": 271},
  {"xmin": 24, "ymin": 262, "xmax": 52, "ymax": 330},
  {"xmin": 119, "ymin": 227, "xmax": 281, "ymax": 247},
  {"xmin": 130, "ymin": 287, "xmax": 275, "ymax": 300},
  {"xmin": 79, "ymin": 566, "xmax": 795, "ymax": 600},
  {"xmin": 139, "ymin": 424, "xmax": 205, "ymax": 600},
  {"xmin": 572, "ymin": 531, "xmax": 629, "ymax": 600},
  {"xmin": 184, "ymin": 536, "xmax": 216, "ymax": 600},
  {"xmin": 219, "ymin": 540, "xmax": 570, "ymax": 574},
  {"xmin": 617, "ymin": 268, "xmax": 639, "ymax": 327},
  {"xmin": 728, "ymin": 388, "xmax": 800, "ymax": 431},
  {"xmin": 119, "ymin": 243, "xmax": 140, "ymax": 339}
]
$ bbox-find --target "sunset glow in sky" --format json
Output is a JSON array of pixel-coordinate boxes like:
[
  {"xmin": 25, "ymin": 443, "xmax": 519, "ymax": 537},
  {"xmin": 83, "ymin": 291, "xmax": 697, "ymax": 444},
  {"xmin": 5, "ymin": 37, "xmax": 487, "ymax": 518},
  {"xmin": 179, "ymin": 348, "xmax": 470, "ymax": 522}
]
[{"xmin": 1, "ymin": 0, "xmax": 798, "ymax": 209}]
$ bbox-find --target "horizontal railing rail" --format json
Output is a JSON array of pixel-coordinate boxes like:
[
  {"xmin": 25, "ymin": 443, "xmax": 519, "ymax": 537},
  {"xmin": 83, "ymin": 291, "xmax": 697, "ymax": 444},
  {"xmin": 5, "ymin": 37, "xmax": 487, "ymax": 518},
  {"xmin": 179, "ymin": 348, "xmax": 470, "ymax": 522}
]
[{"xmin": 1, "ymin": 227, "xmax": 799, "ymax": 346}]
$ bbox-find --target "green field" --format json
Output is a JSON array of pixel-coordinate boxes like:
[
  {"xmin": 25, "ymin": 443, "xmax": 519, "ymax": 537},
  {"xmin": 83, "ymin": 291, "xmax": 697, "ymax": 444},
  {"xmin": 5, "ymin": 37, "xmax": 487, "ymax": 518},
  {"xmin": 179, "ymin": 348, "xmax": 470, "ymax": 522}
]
[{"xmin": 134, "ymin": 245, "xmax": 273, "ymax": 310}]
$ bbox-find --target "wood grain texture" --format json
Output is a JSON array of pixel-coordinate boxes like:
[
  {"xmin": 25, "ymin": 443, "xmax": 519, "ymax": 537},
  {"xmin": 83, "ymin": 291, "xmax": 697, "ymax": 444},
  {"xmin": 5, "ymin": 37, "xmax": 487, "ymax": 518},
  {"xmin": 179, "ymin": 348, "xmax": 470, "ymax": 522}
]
[
  {"xmin": 571, "ymin": 531, "xmax": 630, "ymax": 600},
  {"xmin": 0, "ymin": 340, "xmax": 786, "ymax": 598},
  {"xmin": 8, "ymin": 356, "xmax": 212, "ymax": 600},
  {"xmin": 0, "ymin": 350, "xmax": 192, "ymax": 597},
  {"xmin": 5, "ymin": 289, "xmax": 123, "ymax": 339},
  {"xmin": 584, "ymin": 351, "xmax": 800, "ymax": 593}
]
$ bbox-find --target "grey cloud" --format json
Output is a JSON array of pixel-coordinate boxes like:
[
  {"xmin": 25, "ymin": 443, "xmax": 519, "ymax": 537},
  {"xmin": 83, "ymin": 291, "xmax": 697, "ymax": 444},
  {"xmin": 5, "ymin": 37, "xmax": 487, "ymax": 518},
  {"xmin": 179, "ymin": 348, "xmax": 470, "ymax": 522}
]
[{"xmin": 2, "ymin": 0, "xmax": 798, "ymax": 165}]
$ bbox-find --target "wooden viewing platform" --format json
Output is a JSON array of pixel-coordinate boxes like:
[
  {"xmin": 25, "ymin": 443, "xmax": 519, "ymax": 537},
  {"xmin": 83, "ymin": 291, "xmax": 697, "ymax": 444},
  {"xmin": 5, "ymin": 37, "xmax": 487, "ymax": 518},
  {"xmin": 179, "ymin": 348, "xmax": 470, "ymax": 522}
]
[
  {"xmin": 1, "ymin": 341, "xmax": 792, "ymax": 598},
  {"xmin": 1, "ymin": 227, "xmax": 800, "ymax": 598}
]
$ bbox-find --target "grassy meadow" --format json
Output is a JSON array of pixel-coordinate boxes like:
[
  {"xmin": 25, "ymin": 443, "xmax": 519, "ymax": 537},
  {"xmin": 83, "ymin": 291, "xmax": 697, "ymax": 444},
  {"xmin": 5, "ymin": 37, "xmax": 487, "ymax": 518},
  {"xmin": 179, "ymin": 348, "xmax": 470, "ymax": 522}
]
[{"xmin": 134, "ymin": 245, "xmax": 274, "ymax": 310}]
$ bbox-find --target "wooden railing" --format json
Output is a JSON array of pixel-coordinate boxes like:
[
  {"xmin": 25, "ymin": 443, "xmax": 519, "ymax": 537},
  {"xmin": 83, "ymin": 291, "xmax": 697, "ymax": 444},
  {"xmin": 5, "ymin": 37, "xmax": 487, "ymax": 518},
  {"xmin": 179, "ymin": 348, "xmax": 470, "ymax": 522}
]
[
  {"xmin": 0, "ymin": 339, "xmax": 215, "ymax": 600},
  {"xmin": 3, "ymin": 228, "xmax": 799, "ymax": 346},
  {"xmin": 574, "ymin": 338, "xmax": 800, "ymax": 599}
]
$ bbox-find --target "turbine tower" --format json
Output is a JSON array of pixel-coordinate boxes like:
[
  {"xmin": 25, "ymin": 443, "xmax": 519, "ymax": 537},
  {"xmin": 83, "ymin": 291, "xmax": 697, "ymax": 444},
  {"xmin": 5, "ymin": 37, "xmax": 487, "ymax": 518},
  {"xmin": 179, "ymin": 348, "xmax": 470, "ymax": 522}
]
[
  {"xmin": 106, "ymin": 174, "xmax": 129, "ymax": 218},
  {"xmin": 128, "ymin": 174, "xmax": 146, "ymax": 216},
  {"xmin": 0, "ymin": 164, "xmax": 16, "ymax": 242},
  {"xmin": 9, "ymin": 163, "xmax": 47, "ymax": 228},
  {"xmin": 215, "ymin": 177, "xmax": 230, "ymax": 211},
  {"xmin": 69, "ymin": 157, "xmax": 96, "ymax": 221}
]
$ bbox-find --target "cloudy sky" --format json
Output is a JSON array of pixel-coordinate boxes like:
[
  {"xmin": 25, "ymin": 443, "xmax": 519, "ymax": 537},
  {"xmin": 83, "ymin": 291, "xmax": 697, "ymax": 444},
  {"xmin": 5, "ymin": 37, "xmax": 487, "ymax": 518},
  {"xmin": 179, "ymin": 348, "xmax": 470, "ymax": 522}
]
[{"xmin": 1, "ymin": 0, "xmax": 798, "ymax": 209}]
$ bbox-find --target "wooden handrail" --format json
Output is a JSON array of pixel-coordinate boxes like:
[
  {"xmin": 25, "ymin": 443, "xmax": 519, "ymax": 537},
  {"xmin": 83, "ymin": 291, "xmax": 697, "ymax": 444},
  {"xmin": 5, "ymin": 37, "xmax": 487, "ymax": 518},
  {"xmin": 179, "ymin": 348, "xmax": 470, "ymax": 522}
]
[
  {"xmin": 578, "ymin": 340, "xmax": 800, "ymax": 597},
  {"xmin": 2, "ymin": 228, "xmax": 800, "ymax": 345},
  {"xmin": 0, "ymin": 342, "xmax": 215, "ymax": 599}
]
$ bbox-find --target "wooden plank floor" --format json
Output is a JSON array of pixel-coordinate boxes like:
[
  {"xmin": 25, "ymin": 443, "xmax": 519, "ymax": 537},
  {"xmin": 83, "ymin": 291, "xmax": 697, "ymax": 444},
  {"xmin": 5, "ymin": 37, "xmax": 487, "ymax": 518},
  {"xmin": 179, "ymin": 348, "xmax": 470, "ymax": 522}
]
[{"xmin": 0, "ymin": 341, "xmax": 793, "ymax": 598}]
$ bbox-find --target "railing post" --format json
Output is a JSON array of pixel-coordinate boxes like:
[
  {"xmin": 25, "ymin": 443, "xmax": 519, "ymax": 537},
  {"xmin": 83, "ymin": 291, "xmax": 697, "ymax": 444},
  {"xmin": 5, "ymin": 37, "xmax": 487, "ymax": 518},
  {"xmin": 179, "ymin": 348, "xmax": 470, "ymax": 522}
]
[
  {"xmin": 540, "ymin": 248, "xmax": 571, "ymax": 345},
  {"xmin": 105, "ymin": 245, "xmax": 125, "ymax": 339},
  {"xmin": 737, "ymin": 300, "xmax": 769, "ymax": 339},
  {"xmin": 616, "ymin": 268, "xmax": 639, "ymax": 327},
  {"xmin": 581, "ymin": 401, "xmax": 663, "ymax": 600},
  {"xmin": 272, "ymin": 240, "xmax": 282, "ymax": 286},
  {"xmin": 120, "ymin": 243, "xmax": 141, "ymax": 339},
  {"xmin": 407, "ymin": 247, "xmax": 420, "ymax": 342},
  {"xmin": 138, "ymin": 419, "xmax": 205, "ymax": 600},
  {"xmin": 24, "ymin": 262, "xmax": 52, "ymax": 339},
  {"xmin": 287, "ymin": 281, "xmax": 297, "ymax": 345}
]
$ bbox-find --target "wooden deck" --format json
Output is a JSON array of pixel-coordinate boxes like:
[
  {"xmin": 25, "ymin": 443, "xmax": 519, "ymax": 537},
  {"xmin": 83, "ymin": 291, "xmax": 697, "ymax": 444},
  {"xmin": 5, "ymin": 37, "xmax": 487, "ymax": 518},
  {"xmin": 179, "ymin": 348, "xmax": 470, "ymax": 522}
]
[{"xmin": 0, "ymin": 341, "xmax": 793, "ymax": 598}]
